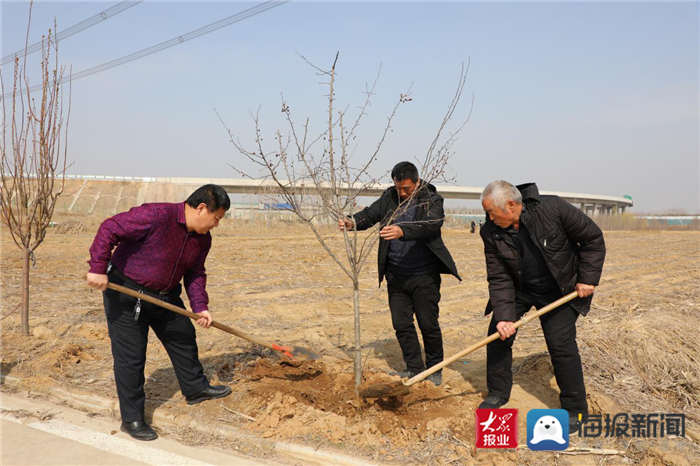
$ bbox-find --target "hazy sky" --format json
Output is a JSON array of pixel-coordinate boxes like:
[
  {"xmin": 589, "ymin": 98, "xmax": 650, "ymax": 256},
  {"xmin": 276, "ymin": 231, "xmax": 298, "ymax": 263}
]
[{"xmin": 2, "ymin": 1, "xmax": 698, "ymax": 213}]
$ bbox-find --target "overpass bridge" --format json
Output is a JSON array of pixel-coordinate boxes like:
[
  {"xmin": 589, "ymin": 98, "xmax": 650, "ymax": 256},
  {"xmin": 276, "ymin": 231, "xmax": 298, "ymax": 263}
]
[{"xmin": 60, "ymin": 175, "xmax": 633, "ymax": 215}]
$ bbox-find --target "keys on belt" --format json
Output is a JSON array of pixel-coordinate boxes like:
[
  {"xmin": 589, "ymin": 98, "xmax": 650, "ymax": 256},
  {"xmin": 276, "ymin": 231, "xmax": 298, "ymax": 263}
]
[{"xmin": 134, "ymin": 296, "xmax": 142, "ymax": 322}]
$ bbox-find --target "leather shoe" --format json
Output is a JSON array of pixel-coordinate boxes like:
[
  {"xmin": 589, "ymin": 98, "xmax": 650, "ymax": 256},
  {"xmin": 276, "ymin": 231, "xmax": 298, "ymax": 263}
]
[
  {"xmin": 478, "ymin": 395, "xmax": 508, "ymax": 410},
  {"xmin": 185, "ymin": 385, "xmax": 232, "ymax": 405},
  {"xmin": 120, "ymin": 420, "xmax": 158, "ymax": 441},
  {"xmin": 569, "ymin": 413, "xmax": 589, "ymax": 435}
]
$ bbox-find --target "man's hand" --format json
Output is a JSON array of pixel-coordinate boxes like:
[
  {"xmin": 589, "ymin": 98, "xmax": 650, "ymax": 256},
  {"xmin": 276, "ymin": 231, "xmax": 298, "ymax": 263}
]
[
  {"xmin": 338, "ymin": 217, "xmax": 353, "ymax": 231},
  {"xmin": 575, "ymin": 283, "xmax": 595, "ymax": 298},
  {"xmin": 496, "ymin": 321, "xmax": 516, "ymax": 340},
  {"xmin": 380, "ymin": 225, "xmax": 404, "ymax": 241},
  {"xmin": 87, "ymin": 273, "xmax": 109, "ymax": 291},
  {"xmin": 195, "ymin": 310, "xmax": 213, "ymax": 328}
]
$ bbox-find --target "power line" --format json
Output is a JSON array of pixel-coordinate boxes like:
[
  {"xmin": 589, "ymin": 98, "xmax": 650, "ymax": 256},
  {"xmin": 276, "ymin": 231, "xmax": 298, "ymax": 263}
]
[
  {"xmin": 2, "ymin": 1, "xmax": 144, "ymax": 66},
  {"xmin": 3, "ymin": 0, "xmax": 289, "ymax": 99}
]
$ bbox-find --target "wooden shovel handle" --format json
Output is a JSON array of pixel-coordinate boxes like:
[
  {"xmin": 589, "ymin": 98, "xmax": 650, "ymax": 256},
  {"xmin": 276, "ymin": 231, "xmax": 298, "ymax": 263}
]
[
  {"xmin": 404, "ymin": 291, "xmax": 580, "ymax": 387},
  {"xmin": 107, "ymin": 282, "xmax": 275, "ymax": 350}
]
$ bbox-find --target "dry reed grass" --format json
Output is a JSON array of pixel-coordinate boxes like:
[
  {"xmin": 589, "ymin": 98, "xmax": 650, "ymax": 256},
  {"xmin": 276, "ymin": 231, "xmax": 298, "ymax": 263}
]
[
  {"xmin": 581, "ymin": 305, "xmax": 700, "ymax": 421},
  {"xmin": 593, "ymin": 213, "xmax": 700, "ymax": 231},
  {"xmin": 54, "ymin": 219, "xmax": 88, "ymax": 235}
]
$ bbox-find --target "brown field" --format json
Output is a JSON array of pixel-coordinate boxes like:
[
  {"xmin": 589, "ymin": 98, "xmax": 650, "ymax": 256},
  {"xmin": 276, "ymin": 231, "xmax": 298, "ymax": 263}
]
[{"xmin": 1, "ymin": 215, "xmax": 699, "ymax": 465}]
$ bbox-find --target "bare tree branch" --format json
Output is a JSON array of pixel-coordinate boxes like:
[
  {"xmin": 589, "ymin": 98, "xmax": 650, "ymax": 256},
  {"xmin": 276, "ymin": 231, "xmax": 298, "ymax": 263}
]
[
  {"xmin": 0, "ymin": 1, "xmax": 71, "ymax": 335},
  {"xmin": 220, "ymin": 54, "xmax": 470, "ymax": 389}
]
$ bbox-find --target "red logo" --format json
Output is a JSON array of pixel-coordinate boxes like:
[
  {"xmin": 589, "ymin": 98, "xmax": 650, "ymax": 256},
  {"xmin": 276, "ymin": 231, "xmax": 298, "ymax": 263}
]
[{"xmin": 475, "ymin": 409, "xmax": 518, "ymax": 449}]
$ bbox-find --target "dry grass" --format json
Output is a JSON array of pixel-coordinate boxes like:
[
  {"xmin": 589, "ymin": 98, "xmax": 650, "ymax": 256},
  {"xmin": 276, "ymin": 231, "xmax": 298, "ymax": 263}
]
[
  {"xmin": 54, "ymin": 219, "xmax": 89, "ymax": 235},
  {"xmin": 2, "ymin": 222, "xmax": 699, "ymax": 465},
  {"xmin": 593, "ymin": 213, "xmax": 700, "ymax": 231},
  {"xmin": 581, "ymin": 305, "xmax": 700, "ymax": 421}
]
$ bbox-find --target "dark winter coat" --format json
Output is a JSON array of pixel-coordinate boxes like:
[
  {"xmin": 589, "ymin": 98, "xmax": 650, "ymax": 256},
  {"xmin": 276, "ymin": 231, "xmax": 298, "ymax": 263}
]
[
  {"xmin": 481, "ymin": 183, "xmax": 606, "ymax": 322},
  {"xmin": 352, "ymin": 182, "xmax": 460, "ymax": 285}
]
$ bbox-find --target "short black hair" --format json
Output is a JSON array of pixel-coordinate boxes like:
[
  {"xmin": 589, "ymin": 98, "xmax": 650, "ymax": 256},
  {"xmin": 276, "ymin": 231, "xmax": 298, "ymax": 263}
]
[
  {"xmin": 186, "ymin": 184, "xmax": 231, "ymax": 212},
  {"xmin": 391, "ymin": 161, "xmax": 419, "ymax": 183}
]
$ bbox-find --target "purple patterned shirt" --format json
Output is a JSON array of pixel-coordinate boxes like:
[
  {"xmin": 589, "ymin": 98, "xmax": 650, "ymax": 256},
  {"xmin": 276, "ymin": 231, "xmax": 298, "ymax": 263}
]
[{"xmin": 88, "ymin": 202, "xmax": 211, "ymax": 313}]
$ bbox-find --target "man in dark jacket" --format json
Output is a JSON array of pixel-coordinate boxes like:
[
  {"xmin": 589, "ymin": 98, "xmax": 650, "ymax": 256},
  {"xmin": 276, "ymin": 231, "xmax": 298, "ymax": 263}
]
[
  {"xmin": 478, "ymin": 180, "xmax": 605, "ymax": 434},
  {"xmin": 339, "ymin": 162, "xmax": 460, "ymax": 385}
]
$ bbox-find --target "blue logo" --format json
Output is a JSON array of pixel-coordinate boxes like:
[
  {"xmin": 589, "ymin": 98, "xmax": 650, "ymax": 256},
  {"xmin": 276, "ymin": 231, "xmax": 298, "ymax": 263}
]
[{"xmin": 527, "ymin": 409, "xmax": 569, "ymax": 451}]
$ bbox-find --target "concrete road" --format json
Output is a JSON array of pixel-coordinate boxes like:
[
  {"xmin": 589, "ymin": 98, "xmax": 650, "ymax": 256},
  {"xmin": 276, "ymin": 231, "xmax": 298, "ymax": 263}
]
[{"xmin": 0, "ymin": 392, "xmax": 272, "ymax": 466}]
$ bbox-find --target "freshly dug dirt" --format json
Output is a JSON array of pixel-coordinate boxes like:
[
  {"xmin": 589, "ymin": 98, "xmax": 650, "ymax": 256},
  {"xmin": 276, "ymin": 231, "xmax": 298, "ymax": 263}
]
[{"xmin": 235, "ymin": 359, "xmax": 472, "ymax": 446}]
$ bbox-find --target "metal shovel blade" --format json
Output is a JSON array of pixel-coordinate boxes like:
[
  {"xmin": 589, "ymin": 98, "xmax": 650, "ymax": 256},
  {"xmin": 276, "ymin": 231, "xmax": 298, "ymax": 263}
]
[
  {"xmin": 271, "ymin": 344, "xmax": 321, "ymax": 361},
  {"xmin": 360, "ymin": 381, "xmax": 411, "ymax": 399},
  {"xmin": 361, "ymin": 291, "xmax": 581, "ymax": 399}
]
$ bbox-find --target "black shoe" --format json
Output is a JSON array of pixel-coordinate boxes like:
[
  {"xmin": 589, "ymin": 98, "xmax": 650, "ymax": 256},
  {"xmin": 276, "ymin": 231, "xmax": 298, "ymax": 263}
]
[
  {"xmin": 426, "ymin": 371, "xmax": 442, "ymax": 386},
  {"xmin": 569, "ymin": 413, "xmax": 588, "ymax": 435},
  {"xmin": 120, "ymin": 420, "xmax": 158, "ymax": 441},
  {"xmin": 478, "ymin": 395, "xmax": 508, "ymax": 410},
  {"xmin": 393, "ymin": 370, "xmax": 418, "ymax": 379},
  {"xmin": 185, "ymin": 385, "xmax": 232, "ymax": 405}
]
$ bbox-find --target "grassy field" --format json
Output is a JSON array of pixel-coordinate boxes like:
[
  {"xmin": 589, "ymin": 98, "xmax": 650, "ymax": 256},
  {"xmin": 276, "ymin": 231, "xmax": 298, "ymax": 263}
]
[{"xmin": 1, "ymin": 217, "xmax": 699, "ymax": 465}]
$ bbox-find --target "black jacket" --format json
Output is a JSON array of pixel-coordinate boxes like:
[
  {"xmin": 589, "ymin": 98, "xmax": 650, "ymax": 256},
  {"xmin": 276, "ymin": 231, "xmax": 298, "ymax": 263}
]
[
  {"xmin": 352, "ymin": 182, "xmax": 460, "ymax": 285},
  {"xmin": 481, "ymin": 183, "xmax": 606, "ymax": 322}
]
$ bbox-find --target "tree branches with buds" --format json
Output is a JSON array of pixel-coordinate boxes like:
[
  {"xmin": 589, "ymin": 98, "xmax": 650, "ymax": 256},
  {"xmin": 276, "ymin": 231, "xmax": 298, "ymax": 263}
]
[
  {"xmin": 219, "ymin": 53, "xmax": 470, "ymax": 389},
  {"xmin": 0, "ymin": 2, "xmax": 71, "ymax": 335}
]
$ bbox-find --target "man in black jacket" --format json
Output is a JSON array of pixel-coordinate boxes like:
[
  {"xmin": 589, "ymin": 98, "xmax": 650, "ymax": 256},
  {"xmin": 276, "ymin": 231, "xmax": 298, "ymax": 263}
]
[
  {"xmin": 339, "ymin": 162, "xmax": 460, "ymax": 385},
  {"xmin": 478, "ymin": 180, "xmax": 605, "ymax": 434}
]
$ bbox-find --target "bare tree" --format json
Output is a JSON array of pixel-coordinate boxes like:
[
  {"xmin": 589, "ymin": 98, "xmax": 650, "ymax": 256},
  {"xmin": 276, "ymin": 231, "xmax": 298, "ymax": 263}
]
[
  {"xmin": 0, "ymin": 2, "xmax": 71, "ymax": 336},
  {"xmin": 218, "ymin": 53, "xmax": 470, "ymax": 389}
]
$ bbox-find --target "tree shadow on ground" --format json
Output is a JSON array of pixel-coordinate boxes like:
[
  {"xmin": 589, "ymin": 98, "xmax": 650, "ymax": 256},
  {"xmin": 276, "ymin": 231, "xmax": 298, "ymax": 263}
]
[{"xmin": 359, "ymin": 337, "xmax": 405, "ymax": 374}]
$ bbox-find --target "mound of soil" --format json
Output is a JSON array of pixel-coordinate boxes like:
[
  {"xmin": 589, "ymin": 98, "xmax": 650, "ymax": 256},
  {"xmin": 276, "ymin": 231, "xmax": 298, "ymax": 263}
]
[
  {"xmin": 33, "ymin": 343, "xmax": 96, "ymax": 372},
  {"xmin": 211, "ymin": 358, "xmax": 478, "ymax": 451}
]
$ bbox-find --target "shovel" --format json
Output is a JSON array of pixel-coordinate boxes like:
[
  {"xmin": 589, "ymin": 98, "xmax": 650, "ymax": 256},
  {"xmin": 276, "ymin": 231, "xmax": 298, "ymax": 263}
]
[
  {"xmin": 107, "ymin": 282, "xmax": 321, "ymax": 361},
  {"xmin": 360, "ymin": 290, "xmax": 579, "ymax": 398}
]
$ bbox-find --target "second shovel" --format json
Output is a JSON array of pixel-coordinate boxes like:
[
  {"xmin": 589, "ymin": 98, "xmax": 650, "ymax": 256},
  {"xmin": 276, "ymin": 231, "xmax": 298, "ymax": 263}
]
[{"xmin": 360, "ymin": 291, "xmax": 579, "ymax": 398}]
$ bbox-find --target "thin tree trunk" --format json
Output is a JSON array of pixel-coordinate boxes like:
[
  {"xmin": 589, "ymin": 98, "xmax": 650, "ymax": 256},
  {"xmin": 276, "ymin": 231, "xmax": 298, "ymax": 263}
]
[
  {"xmin": 21, "ymin": 247, "xmax": 30, "ymax": 335},
  {"xmin": 353, "ymin": 280, "xmax": 362, "ymax": 392}
]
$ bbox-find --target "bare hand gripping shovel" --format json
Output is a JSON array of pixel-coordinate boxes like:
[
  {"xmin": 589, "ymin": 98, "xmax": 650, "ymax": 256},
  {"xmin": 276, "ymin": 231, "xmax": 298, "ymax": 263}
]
[
  {"xmin": 360, "ymin": 291, "xmax": 579, "ymax": 398},
  {"xmin": 107, "ymin": 282, "xmax": 320, "ymax": 361}
]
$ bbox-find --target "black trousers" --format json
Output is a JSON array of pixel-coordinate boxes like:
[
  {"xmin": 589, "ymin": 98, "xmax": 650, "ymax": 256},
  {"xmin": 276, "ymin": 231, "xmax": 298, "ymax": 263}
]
[
  {"xmin": 486, "ymin": 288, "xmax": 588, "ymax": 415},
  {"xmin": 103, "ymin": 275, "xmax": 208, "ymax": 422},
  {"xmin": 387, "ymin": 272, "xmax": 443, "ymax": 373}
]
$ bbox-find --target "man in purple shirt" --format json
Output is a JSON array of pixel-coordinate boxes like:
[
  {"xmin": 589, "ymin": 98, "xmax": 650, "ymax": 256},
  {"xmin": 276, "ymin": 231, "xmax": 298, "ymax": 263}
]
[{"xmin": 87, "ymin": 184, "xmax": 231, "ymax": 441}]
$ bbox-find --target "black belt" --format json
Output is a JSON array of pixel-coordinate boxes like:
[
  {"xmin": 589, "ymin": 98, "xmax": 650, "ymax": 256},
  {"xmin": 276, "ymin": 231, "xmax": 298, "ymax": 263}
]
[{"xmin": 108, "ymin": 264, "xmax": 172, "ymax": 297}]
